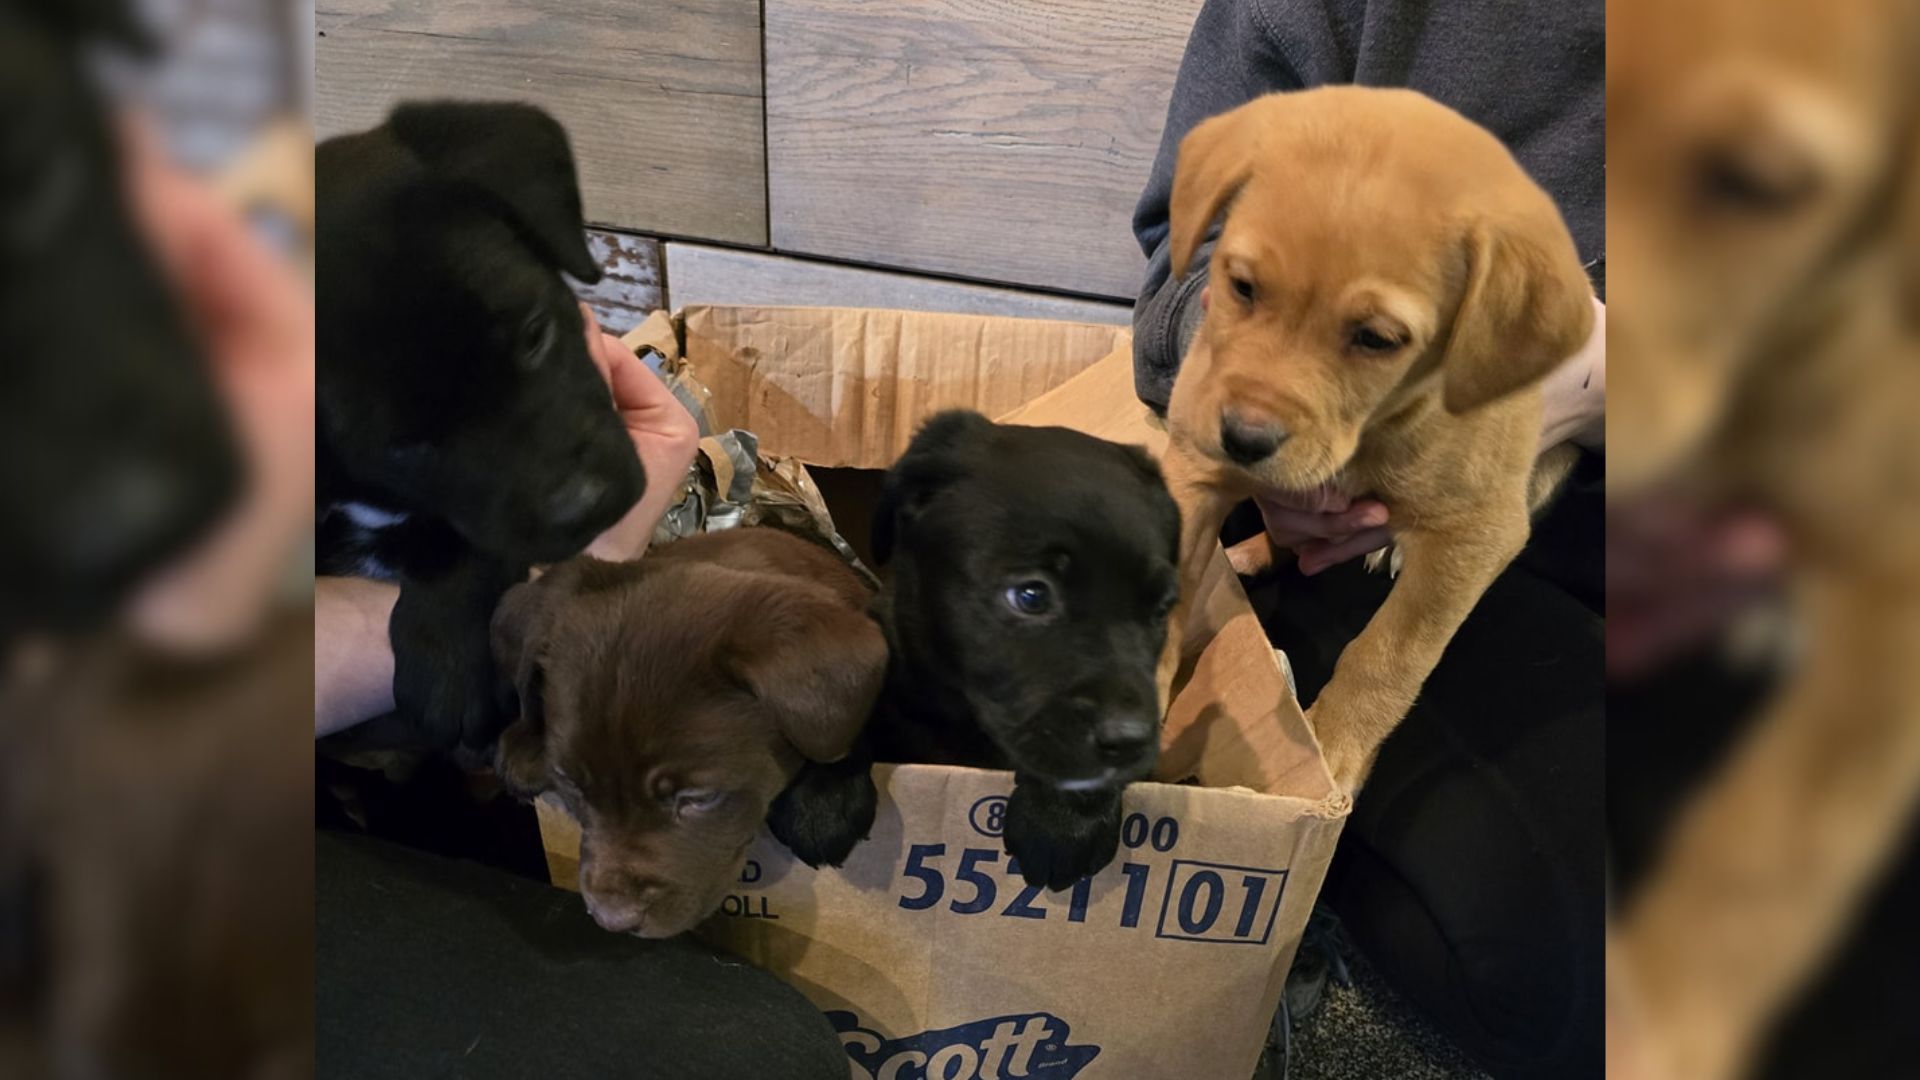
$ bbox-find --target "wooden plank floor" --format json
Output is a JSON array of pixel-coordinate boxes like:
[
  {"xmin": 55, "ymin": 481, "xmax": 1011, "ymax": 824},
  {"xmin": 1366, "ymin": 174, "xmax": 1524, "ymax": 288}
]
[
  {"xmin": 315, "ymin": 0, "xmax": 768, "ymax": 244},
  {"xmin": 665, "ymin": 242, "xmax": 1129, "ymax": 325},
  {"xmin": 763, "ymin": 0, "xmax": 1202, "ymax": 299}
]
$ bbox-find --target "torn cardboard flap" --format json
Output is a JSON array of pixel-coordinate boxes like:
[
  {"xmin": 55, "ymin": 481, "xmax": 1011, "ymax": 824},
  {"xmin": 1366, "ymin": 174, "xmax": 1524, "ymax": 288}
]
[
  {"xmin": 680, "ymin": 305, "xmax": 1129, "ymax": 470},
  {"xmin": 620, "ymin": 308, "xmax": 681, "ymax": 366}
]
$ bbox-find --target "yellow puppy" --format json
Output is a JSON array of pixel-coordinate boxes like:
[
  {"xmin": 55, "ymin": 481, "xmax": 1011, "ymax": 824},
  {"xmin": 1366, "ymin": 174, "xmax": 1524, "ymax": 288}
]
[{"xmin": 1157, "ymin": 87, "xmax": 1594, "ymax": 791}]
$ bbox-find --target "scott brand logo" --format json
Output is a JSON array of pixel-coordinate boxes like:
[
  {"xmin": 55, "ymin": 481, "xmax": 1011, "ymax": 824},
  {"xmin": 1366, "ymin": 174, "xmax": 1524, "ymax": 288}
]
[{"xmin": 829, "ymin": 1009, "xmax": 1100, "ymax": 1080}]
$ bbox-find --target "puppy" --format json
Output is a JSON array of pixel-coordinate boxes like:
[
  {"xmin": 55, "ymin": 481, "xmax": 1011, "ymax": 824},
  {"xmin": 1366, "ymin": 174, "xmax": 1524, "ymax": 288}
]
[
  {"xmin": 0, "ymin": 0, "xmax": 240, "ymax": 640},
  {"xmin": 1155, "ymin": 87, "xmax": 1595, "ymax": 792},
  {"xmin": 1608, "ymin": 2, "xmax": 1920, "ymax": 1076},
  {"xmin": 492, "ymin": 528, "xmax": 886, "ymax": 938},
  {"xmin": 869, "ymin": 411, "xmax": 1181, "ymax": 891},
  {"xmin": 317, "ymin": 101, "xmax": 645, "ymax": 753}
]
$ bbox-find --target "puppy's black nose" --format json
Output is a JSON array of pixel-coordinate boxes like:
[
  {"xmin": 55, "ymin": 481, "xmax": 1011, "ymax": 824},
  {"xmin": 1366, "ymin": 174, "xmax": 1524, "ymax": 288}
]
[
  {"xmin": 547, "ymin": 475, "xmax": 612, "ymax": 530},
  {"xmin": 1219, "ymin": 409, "xmax": 1287, "ymax": 465},
  {"xmin": 1094, "ymin": 714, "xmax": 1158, "ymax": 761}
]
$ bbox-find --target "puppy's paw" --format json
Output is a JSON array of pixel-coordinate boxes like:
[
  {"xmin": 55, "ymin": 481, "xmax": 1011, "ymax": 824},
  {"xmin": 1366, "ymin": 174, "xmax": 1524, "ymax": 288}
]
[
  {"xmin": 391, "ymin": 635, "xmax": 502, "ymax": 752},
  {"xmin": 1225, "ymin": 533, "xmax": 1278, "ymax": 578},
  {"xmin": 1307, "ymin": 715, "xmax": 1375, "ymax": 797},
  {"xmin": 1002, "ymin": 783, "xmax": 1121, "ymax": 891},
  {"xmin": 390, "ymin": 548, "xmax": 524, "ymax": 751},
  {"xmin": 766, "ymin": 760, "xmax": 878, "ymax": 868}
]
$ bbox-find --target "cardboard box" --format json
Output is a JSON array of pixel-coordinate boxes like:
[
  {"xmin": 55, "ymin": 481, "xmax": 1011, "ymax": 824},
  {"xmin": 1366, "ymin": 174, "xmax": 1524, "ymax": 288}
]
[{"xmin": 538, "ymin": 305, "xmax": 1350, "ymax": 1079}]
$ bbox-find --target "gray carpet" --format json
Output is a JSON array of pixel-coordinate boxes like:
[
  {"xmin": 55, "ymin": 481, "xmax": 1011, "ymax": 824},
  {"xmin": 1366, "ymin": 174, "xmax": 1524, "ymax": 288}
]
[{"xmin": 1287, "ymin": 938, "xmax": 1489, "ymax": 1080}]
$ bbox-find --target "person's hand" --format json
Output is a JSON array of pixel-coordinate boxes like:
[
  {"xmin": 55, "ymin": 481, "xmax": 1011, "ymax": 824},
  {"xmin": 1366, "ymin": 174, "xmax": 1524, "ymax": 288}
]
[
  {"xmin": 579, "ymin": 305, "xmax": 700, "ymax": 562},
  {"xmin": 1607, "ymin": 494, "xmax": 1786, "ymax": 679},
  {"xmin": 122, "ymin": 117, "xmax": 315, "ymax": 652},
  {"xmin": 1253, "ymin": 487, "xmax": 1393, "ymax": 577},
  {"xmin": 1540, "ymin": 296, "xmax": 1606, "ymax": 453}
]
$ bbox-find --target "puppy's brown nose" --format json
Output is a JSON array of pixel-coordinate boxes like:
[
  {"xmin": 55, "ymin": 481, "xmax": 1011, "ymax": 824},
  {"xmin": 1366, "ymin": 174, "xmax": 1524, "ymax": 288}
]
[
  {"xmin": 1219, "ymin": 409, "xmax": 1287, "ymax": 465},
  {"xmin": 582, "ymin": 885, "xmax": 659, "ymax": 934}
]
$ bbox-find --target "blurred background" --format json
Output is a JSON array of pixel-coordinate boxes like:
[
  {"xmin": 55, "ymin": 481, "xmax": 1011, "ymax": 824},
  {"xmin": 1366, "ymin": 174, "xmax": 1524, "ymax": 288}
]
[
  {"xmin": 1606, "ymin": 0, "xmax": 1920, "ymax": 1077},
  {"xmin": 0, "ymin": 0, "xmax": 312, "ymax": 1076}
]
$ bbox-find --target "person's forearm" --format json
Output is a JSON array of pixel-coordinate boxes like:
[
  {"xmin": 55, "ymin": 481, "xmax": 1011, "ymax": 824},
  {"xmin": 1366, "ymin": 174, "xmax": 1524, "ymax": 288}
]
[{"xmin": 315, "ymin": 575, "xmax": 397, "ymax": 737}]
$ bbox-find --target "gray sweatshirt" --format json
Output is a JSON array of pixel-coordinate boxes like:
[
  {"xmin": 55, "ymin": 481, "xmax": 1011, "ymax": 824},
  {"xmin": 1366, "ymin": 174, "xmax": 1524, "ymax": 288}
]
[{"xmin": 1131, "ymin": 0, "xmax": 1603, "ymax": 412}]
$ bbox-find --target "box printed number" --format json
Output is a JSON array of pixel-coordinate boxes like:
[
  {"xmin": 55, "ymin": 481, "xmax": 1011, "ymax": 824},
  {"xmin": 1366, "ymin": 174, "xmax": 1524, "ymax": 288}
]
[
  {"xmin": 1151, "ymin": 860, "xmax": 1290, "ymax": 946},
  {"xmin": 899, "ymin": 813, "xmax": 1231, "ymax": 933}
]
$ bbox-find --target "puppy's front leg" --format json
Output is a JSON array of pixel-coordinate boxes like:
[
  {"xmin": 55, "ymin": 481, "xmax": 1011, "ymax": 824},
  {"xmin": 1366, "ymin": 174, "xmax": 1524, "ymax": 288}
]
[
  {"xmin": 1617, "ymin": 578, "xmax": 1920, "ymax": 1080},
  {"xmin": 390, "ymin": 544, "xmax": 524, "ymax": 752},
  {"xmin": 766, "ymin": 738, "xmax": 878, "ymax": 869},
  {"xmin": 1308, "ymin": 515, "xmax": 1527, "ymax": 791},
  {"xmin": 1158, "ymin": 438, "xmax": 1247, "ymax": 711},
  {"xmin": 1002, "ymin": 777, "xmax": 1123, "ymax": 891}
]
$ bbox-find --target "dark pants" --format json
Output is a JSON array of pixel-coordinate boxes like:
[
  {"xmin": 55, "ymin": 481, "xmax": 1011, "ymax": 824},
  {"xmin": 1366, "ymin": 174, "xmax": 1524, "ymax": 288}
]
[
  {"xmin": 316, "ymin": 829, "xmax": 848, "ymax": 1079},
  {"xmin": 1235, "ymin": 454, "xmax": 1606, "ymax": 1079}
]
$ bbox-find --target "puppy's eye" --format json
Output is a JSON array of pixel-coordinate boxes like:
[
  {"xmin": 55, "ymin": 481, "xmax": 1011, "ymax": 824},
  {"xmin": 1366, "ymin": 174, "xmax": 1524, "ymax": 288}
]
[
  {"xmin": 1228, "ymin": 275, "xmax": 1256, "ymax": 304},
  {"xmin": 1695, "ymin": 141, "xmax": 1818, "ymax": 216},
  {"xmin": 1003, "ymin": 581, "xmax": 1053, "ymax": 616},
  {"xmin": 1348, "ymin": 325, "xmax": 1403, "ymax": 354},
  {"xmin": 519, "ymin": 312, "xmax": 556, "ymax": 370},
  {"xmin": 674, "ymin": 789, "xmax": 725, "ymax": 816}
]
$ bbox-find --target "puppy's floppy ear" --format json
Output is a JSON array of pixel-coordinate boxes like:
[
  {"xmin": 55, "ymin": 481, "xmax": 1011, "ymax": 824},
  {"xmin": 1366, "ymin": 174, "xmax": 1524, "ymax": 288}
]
[
  {"xmin": 388, "ymin": 101, "xmax": 602, "ymax": 284},
  {"xmin": 1169, "ymin": 107, "xmax": 1255, "ymax": 283},
  {"xmin": 1439, "ymin": 209, "xmax": 1595, "ymax": 415},
  {"xmin": 491, "ymin": 577, "xmax": 556, "ymax": 795},
  {"xmin": 871, "ymin": 410, "xmax": 993, "ymax": 565},
  {"xmin": 731, "ymin": 595, "xmax": 888, "ymax": 764}
]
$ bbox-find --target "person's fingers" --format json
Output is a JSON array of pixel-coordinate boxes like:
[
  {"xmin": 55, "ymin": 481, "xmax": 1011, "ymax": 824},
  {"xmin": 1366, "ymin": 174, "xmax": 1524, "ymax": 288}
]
[
  {"xmin": 1296, "ymin": 525, "xmax": 1394, "ymax": 576},
  {"xmin": 585, "ymin": 363, "xmax": 699, "ymax": 563},
  {"xmin": 1712, "ymin": 514, "xmax": 1787, "ymax": 575},
  {"xmin": 1609, "ymin": 508, "xmax": 1784, "ymax": 598},
  {"xmin": 123, "ymin": 116, "xmax": 305, "ymax": 344},
  {"xmin": 603, "ymin": 337, "xmax": 698, "ymax": 455},
  {"xmin": 1607, "ymin": 579, "xmax": 1771, "ymax": 678},
  {"xmin": 122, "ymin": 118, "xmax": 315, "ymax": 650},
  {"xmin": 1256, "ymin": 494, "xmax": 1384, "ymax": 545}
]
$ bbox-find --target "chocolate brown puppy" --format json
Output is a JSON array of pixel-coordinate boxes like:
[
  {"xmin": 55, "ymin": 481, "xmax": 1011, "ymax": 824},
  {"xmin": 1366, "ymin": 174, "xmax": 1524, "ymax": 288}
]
[
  {"xmin": 492, "ymin": 528, "xmax": 885, "ymax": 938},
  {"xmin": 870, "ymin": 411, "xmax": 1181, "ymax": 891}
]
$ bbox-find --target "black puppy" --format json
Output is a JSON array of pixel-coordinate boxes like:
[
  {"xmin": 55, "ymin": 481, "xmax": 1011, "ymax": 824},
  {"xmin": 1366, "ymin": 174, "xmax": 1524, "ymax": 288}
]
[
  {"xmin": 317, "ymin": 102, "xmax": 644, "ymax": 753},
  {"xmin": 870, "ymin": 411, "xmax": 1181, "ymax": 890},
  {"xmin": 0, "ymin": 0, "xmax": 240, "ymax": 639}
]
